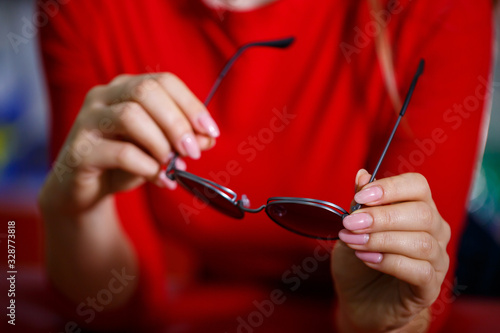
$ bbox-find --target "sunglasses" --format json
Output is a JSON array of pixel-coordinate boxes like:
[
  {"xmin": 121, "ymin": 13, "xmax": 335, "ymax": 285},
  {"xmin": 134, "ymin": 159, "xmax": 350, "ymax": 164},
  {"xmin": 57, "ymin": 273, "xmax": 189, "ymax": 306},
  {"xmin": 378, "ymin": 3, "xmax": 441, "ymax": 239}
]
[{"xmin": 167, "ymin": 37, "xmax": 425, "ymax": 240}]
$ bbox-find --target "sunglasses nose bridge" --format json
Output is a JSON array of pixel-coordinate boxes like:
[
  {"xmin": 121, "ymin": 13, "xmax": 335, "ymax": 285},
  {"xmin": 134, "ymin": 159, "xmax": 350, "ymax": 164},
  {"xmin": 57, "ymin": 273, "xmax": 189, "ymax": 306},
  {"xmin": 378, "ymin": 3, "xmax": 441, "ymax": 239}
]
[{"xmin": 238, "ymin": 201, "xmax": 267, "ymax": 213}]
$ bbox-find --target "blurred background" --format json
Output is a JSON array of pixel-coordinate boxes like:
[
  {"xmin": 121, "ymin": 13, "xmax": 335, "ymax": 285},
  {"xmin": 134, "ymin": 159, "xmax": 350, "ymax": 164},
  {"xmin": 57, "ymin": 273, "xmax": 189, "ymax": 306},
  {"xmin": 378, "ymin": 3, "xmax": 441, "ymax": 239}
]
[{"xmin": 0, "ymin": 1, "xmax": 499, "ymax": 332}]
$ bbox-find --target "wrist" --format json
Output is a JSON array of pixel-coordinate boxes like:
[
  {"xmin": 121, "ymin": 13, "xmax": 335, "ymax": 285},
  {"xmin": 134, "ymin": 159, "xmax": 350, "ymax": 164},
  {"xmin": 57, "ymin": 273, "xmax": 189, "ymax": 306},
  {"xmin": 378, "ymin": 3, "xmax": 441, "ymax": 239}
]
[
  {"xmin": 38, "ymin": 172, "xmax": 72, "ymax": 218},
  {"xmin": 38, "ymin": 171, "xmax": 100, "ymax": 220},
  {"xmin": 335, "ymin": 301, "xmax": 430, "ymax": 333}
]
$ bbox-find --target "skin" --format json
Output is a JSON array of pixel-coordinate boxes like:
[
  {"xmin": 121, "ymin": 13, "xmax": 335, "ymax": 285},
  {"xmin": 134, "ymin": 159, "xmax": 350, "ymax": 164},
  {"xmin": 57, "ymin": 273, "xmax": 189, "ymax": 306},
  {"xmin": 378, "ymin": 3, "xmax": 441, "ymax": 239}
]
[
  {"xmin": 39, "ymin": 73, "xmax": 217, "ymax": 308},
  {"xmin": 39, "ymin": 2, "xmax": 451, "ymax": 330},
  {"xmin": 332, "ymin": 170, "xmax": 450, "ymax": 332}
]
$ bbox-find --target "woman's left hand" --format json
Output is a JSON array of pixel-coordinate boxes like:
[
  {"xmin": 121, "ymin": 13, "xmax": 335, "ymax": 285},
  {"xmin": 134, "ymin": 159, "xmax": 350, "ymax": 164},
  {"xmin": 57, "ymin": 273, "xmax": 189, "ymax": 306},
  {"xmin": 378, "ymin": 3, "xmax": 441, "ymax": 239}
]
[{"xmin": 331, "ymin": 170, "xmax": 451, "ymax": 332}]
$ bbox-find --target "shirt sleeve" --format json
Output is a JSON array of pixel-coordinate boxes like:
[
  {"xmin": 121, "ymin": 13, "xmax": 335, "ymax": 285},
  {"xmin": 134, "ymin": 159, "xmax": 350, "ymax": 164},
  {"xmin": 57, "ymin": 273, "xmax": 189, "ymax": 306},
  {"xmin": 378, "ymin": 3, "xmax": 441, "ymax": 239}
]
[
  {"xmin": 369, "ymin": 0, "xmax": 494, "ymax": 331},
  {"xmin": 39, "ymin": 2, "xmax": 169, "ymax": 330}
]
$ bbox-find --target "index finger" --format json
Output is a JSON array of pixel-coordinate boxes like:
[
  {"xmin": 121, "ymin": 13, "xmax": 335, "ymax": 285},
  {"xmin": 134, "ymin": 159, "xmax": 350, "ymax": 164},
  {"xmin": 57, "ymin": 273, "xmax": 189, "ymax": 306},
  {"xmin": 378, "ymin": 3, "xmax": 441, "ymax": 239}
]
[{"xmin": 153, "ymin": 73, "xmax": 220, "ymax": 138}]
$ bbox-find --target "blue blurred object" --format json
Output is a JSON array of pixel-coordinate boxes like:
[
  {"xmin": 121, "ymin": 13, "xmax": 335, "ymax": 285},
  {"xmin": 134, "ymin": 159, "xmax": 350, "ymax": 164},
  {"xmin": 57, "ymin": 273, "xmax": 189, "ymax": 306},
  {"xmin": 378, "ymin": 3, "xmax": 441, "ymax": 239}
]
[{"xmin": 0, "ymin": 0, "xmax": 49, "ymax": 208}]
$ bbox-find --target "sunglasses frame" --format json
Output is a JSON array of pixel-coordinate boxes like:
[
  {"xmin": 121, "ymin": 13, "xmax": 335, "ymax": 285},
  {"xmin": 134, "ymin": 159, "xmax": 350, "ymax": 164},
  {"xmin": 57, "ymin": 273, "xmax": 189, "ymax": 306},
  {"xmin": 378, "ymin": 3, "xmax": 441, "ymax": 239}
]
[
  {"xmin": 167, "ymin": 158, "xmax": 349, "ymax": 240},
  {"xmin": 163, "ymin": 36, "xmax": 425, "ymax": 240}
]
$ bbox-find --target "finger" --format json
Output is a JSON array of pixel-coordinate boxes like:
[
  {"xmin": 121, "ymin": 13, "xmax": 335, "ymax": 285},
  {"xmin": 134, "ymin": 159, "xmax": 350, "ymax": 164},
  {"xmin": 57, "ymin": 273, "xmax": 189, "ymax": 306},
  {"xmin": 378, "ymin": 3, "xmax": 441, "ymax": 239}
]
[
  {"xmin": 338, "ymin": 229, "xmax": 448, "ymax": 271},
  {"xmin": 354, "ymin": 251, "xmax": 443, "ymax": 302},
  {"xmin": 154, "ymin": 73, "xmax": 220, "ymax": 138},
  {"xmin": 160, "ymin": 155, "xmax": 188, "ymax": 190},
  {"xmin": 105, "ymin": 75, "xmax": 203, "ymax": 159},
  {"xmin": 343, "ymin": 201, "xmax": 440, "ymax": 235},
  {"xmin": 354, "ymin": 173, "xmax": 433, "ymax": 207},
  {"xmin": 109, "ymin": 159, "xmax": 186, "ymax": 192},
  {"xmin": 82, "ymin": 85, "xmax": 109, "ymax": 109},
  {"xmin": 174, "ymin": 156, "xmax": 187, "ymax": 171},
  {"xmin": 108, "ymin": 73, "xmax": 133, "ymax": 86},
  {"xmin": 107, "ymin": 169, "xmax": 148, "ymax": 193},
  {"xmin": 350, "ymin": 169, "xmax": 371, "ymax": 210},
  {"xmin": 195, "ymin": 134, "xmax": 216, "ymax": 151},
  {"xmin": 93, "ymin": 102, "xmax": 172, "ymax": 164},
  {"xmin": 354, "ymin": 169, "xmax": 371, "ymax": 192},
  {"xmin": 84, "ymin": 139, "xmax": 162, "ymax": 183}
]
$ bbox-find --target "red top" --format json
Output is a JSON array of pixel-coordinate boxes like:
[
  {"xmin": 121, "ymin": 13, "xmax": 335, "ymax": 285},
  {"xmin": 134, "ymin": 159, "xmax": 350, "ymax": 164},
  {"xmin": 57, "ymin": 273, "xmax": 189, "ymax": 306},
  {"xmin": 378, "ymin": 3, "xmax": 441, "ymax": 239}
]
[{"xmin": 40, "ymin": 0, "xmax": 493, "ymax": 332}]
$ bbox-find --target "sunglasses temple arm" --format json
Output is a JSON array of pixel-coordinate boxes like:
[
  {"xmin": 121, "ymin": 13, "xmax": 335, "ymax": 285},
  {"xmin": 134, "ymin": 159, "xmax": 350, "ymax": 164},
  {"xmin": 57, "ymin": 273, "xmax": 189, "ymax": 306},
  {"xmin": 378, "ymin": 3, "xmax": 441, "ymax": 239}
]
[
  {"xmin": 203, "ymin": 37, "xmax": 295, "ymax": 106},
  {"xmin": 351, "ymin": 59, "xmax": 425, "ymax": 212},
  {"xmin": 168, "ymin": 37, "xmax": 295, "ymax": 168},
  {"xmin": 203, "ymin": 47, "xmax": 245, "ymax": 107}
]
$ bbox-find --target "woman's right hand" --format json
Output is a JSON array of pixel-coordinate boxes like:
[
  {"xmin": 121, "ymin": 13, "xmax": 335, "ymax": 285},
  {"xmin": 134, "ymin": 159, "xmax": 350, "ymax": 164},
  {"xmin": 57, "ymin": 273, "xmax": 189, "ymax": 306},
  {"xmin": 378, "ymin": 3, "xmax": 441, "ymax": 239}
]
[{"xmin": 40, "ymin": 72, "xmax": 220, "ymax": 216}]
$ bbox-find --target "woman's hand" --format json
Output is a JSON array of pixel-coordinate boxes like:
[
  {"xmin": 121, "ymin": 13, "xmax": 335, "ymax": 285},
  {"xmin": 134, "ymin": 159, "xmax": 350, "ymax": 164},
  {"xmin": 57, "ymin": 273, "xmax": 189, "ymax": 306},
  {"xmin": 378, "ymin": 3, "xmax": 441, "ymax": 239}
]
[
  {"xmin": 40, "ymin": 72, "xmax": 220, "ymax": 215},
  {"xmin": 331, "ymin": 170, "xmax": 451, "ymax": 332},
  {"xmin": 39, "ymin": 72, "xmax": 220, "ymax": 309}
]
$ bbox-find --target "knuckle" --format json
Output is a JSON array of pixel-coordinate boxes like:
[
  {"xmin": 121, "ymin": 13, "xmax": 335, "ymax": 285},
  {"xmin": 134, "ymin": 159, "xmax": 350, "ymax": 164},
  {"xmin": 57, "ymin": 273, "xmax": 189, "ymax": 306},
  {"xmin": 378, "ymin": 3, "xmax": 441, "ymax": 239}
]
[
  {"xmin": 110, "ymin": 73, "xmax": 131, "ymax": 85},
  {"xmin": 84, "ymin": 85, "xmax": 105, "ymax": 106},
  {"xmin": 378, "ymin": 232, "xmax": 392, "ymax": 249},
  {"xmin": 165, "ymin": 113, "xmax": 190, "ymax": 134},
  {"xmin": 417, "ymin": 233, "xmax": 434, "ymax": 258},
  {"xmin": 394, "ymin": 255, "xmax": 405, "ymax": 271},
  {"xmin": 132, "ymin": 78, "xmax": 160, "ymax": 100},
  {"xmin": 411, "ymin": 173, "xmax": 431, "ymax": 195},
  {"xmin": 419, "ymin": 262, "xmax": 435, "ymax": 285},
  {"xmin": 119, "ymin": 102, "xmax": 143, "ymax": 123},
  {"xmin": 442, "ymin": 251, "xmax": 450, "ymax": 271},
  {"xmin": 116, "ymin": 143, "xmax": 135, "ymax": 165},
  {"xmin": 373, "ymin": 207, "xmax": 390, "ymax": 227},
  {"xmin": 387, "ymin": 206, "xmax": 404, "ymax": 227},
  {"xmin": 158, "ymin": 72, "xmax": 179, "ymax": 87},
  {"xmin": 376, "ymin": 206, "xmax": 399, "ymax": 228},
  {"xmin": 416, "ymin": 202, "xmax": 434, "ymax": 230},
  {"xmin": 441, "ymin": 220, "xmax": 452, "ymax": 245},
  {"xmin": 381, "ymin": 176, "xmax": 399, "ymax": 199}
]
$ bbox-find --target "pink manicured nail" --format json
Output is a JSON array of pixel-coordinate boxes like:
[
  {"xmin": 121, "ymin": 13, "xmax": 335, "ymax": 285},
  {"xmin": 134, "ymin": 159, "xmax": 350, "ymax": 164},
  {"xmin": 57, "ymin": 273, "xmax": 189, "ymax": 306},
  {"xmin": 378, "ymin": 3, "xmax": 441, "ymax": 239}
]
[
  {"xmin": 338, "ymin": 229, "xmax": 369, "ymax": 245},
  {"xmin": 175, "ymin": 157, "xmax": 187, "ymax": 171},
  {"xmin": 343, "ymin": 213, "xmax": 373, "ymax": 230},
  {"xmin": 355, "ymin": 251, "xmax": 383, "ymax": 264},
  {"xmin": 198, "ymin": 114, "xmax": 220, "ymax": 138},
  {"xmin": 157, "ymin": 172, "xmax": 177, "ymax": 190},
  {"xmin": 180, "ymin": 133, "xmax": 201, "ymax": 159},
  {"xmin": 354, "ymin": 186, "xmax": 383, "ymax": 204},
  {"xmin": 354, "ymin": 169, "xmax": 368, "ymax": 190}
]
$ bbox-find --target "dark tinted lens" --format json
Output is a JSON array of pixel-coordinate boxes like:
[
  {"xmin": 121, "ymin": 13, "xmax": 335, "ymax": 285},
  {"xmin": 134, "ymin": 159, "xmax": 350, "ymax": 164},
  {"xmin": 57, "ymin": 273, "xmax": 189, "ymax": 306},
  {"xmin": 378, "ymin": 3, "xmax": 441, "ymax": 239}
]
[
  {"xmin": 175, "ymin": 174, "xmax": 244, "ymax": 219},
  {"xmin": 266, "ymin": 201, "xmax": 343, "ymax": 240}
]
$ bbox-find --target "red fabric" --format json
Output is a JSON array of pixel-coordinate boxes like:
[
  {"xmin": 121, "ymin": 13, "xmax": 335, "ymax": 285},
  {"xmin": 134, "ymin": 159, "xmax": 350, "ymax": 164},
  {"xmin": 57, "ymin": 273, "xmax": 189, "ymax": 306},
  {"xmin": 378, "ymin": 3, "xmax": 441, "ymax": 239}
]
[{"xmin": 39, "ymin": 0, "xmax": 493, "ymax": 331}]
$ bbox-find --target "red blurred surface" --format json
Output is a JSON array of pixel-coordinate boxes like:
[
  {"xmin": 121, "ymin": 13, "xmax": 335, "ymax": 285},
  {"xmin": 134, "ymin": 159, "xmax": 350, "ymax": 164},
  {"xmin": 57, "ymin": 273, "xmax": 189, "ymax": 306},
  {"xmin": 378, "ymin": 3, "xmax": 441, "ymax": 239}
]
[{"xmin": 0, "ymin": 209, "xmax": 499, "ymax": 332}]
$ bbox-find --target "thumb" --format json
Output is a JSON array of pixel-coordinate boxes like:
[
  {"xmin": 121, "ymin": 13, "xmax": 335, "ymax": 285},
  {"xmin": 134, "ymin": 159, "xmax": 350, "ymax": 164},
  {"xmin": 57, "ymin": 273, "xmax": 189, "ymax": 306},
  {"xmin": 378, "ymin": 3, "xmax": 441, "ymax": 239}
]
[
  {"xmin": 350, "ymin": 169, "xmax": 372, "ymax": 212},
  {"xmin": 354, "ymin": 168, "xmax": 371, "ymax": 193}
]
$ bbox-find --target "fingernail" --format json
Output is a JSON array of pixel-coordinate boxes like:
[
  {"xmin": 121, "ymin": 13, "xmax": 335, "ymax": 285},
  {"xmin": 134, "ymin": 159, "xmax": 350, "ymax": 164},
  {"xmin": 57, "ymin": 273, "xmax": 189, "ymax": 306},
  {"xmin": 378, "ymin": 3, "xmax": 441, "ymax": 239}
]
[
  {"xmin": 158, "ymin": 171, "xmax": 177, "ymax": 190},
  {"xmin": 175, "ymin": 158, "xmax": 187, "ymax": 171},
  {"xmin": 354, "ymin": 186, "xmax": 383, "ymax": 204},
  {"xmin": 338, "ymin": 229, "xmax": 369, "ymax": 245},
  {"xmin": 355, "ymin": 251, "xmax": 383, "ymax": 264},
  {"xmin": 198, "ymin": 114, "xmax": 220, "ymax": 138},
  {"xmin": 355, "ymin": 169, "xmax": 368, "ymax": 190},
  {"xmin": 180, "ymin": 133, "xmax": 201, "ymax": 159},
  {"xmin": 343, "ymin": 213, "xmax": 373, "ymax": 230}
]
